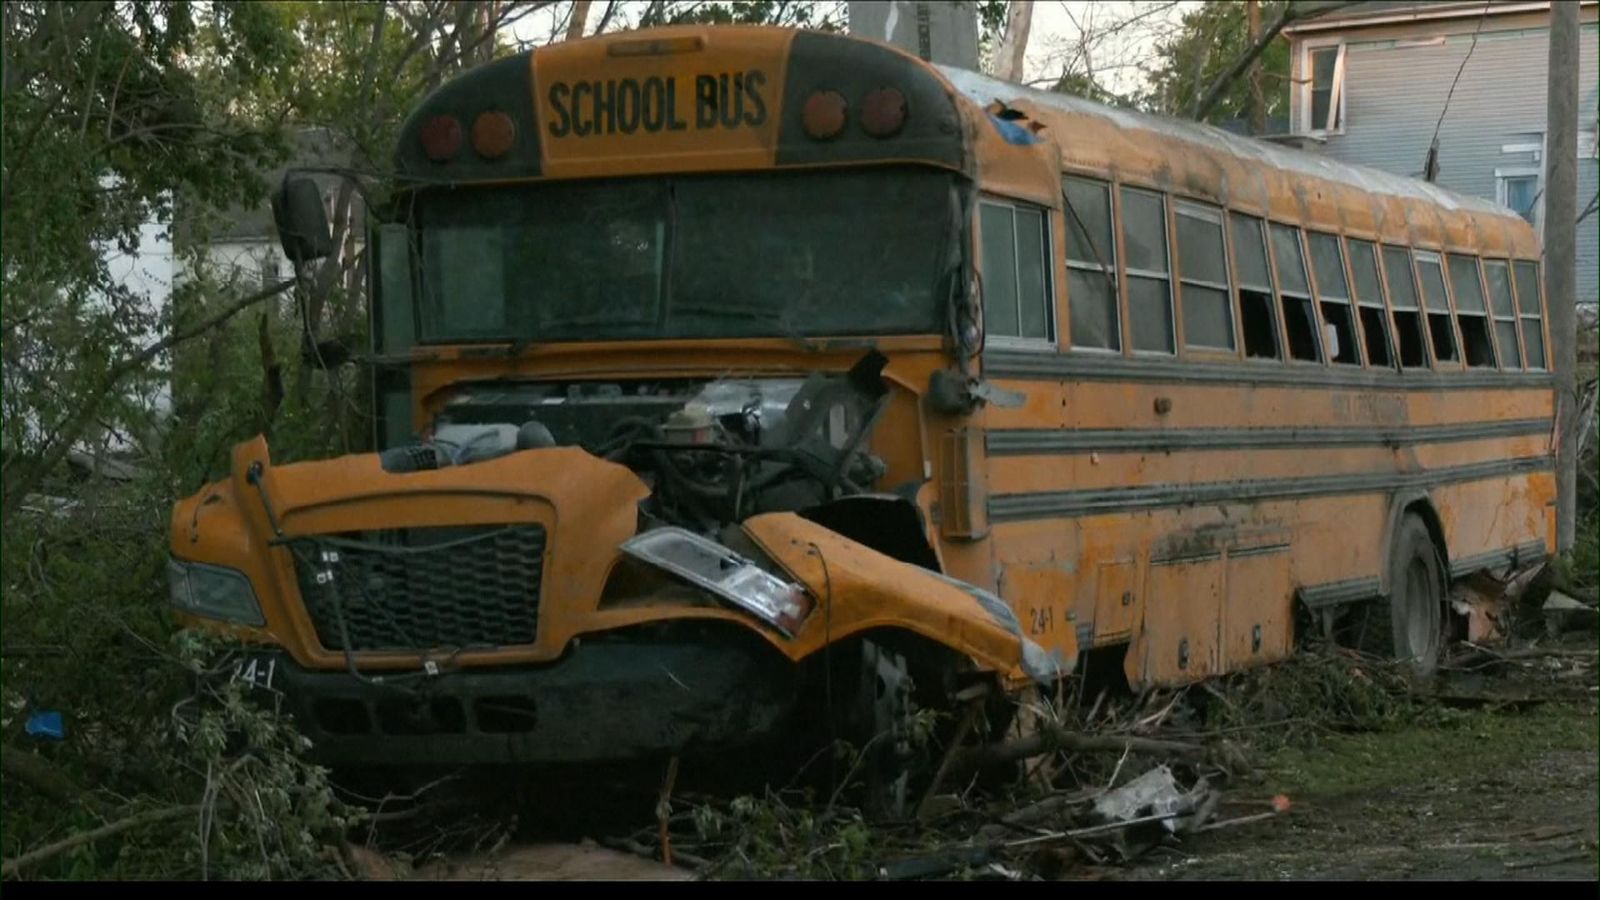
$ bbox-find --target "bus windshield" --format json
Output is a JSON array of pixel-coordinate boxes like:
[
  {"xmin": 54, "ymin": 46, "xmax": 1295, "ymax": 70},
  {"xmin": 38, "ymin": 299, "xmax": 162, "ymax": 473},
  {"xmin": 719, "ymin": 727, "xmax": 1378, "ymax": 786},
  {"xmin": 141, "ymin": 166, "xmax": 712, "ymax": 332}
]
[{"xmin": 414, "ymin": 167, "xmax": 959, "ymax": 343}]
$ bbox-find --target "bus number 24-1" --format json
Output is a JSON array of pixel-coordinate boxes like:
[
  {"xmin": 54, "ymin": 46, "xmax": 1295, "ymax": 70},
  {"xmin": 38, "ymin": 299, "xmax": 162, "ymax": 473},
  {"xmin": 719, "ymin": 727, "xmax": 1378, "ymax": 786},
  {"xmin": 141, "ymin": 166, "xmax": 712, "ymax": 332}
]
[{"xmin": 1029, "ymin": 607, "xmax": 1054, "ymax": 635}]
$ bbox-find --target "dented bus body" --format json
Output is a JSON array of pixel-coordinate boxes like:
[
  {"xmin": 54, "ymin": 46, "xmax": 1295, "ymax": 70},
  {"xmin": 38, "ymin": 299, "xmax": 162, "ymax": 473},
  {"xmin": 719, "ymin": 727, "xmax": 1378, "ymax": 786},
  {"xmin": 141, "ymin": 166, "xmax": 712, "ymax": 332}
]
[{"xmin": 168, "ymin": 25, "xmax": 1554, "ymax": 781}]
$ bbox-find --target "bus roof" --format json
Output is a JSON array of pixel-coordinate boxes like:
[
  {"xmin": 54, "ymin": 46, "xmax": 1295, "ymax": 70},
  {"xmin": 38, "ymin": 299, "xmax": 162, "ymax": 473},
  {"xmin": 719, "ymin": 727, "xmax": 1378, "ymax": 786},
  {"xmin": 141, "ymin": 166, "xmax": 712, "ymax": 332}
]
[{"xmin": 935, "ymin": 64, "xmax": 1517, "ymax": 222}]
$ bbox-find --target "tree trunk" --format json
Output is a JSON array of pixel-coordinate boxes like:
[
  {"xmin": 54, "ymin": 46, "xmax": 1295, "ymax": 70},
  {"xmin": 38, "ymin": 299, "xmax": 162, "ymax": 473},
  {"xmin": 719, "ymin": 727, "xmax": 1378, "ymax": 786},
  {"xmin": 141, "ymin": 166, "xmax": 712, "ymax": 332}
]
[
  {"xmin": 994, "ymin": 0, "xmax": 1034, "ymax": 83},
  {"xmin": 1246, "ymin": 0, "xmax": 1264, "ymax": 135},
  {"xmin": 566, "ymin": 0, "xmax": 592, "ymax": 41}
]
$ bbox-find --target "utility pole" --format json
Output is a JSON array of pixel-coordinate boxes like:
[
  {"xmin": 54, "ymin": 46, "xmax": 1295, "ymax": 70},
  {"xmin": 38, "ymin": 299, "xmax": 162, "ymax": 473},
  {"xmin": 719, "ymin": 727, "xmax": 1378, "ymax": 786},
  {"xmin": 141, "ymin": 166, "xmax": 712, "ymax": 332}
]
[
  {"xmin": 1247, "ymin": 0, "xmax": 1264, "ymax": 135},
  {"xmin": 847, "ymin": 1, "xmax": 978, "ymax": 69},
  {"xmin": 1545, "ymin": 0, "xmax": 1578, "ymax": 553}
]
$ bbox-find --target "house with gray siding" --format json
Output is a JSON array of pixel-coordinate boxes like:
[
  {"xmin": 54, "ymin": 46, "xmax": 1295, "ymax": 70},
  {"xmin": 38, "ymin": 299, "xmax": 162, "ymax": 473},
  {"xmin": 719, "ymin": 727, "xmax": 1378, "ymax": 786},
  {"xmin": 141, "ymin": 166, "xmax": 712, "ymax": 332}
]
[{"xmin": 1280, "ymin": 1, "xmax": 1598, "ymax": 305}]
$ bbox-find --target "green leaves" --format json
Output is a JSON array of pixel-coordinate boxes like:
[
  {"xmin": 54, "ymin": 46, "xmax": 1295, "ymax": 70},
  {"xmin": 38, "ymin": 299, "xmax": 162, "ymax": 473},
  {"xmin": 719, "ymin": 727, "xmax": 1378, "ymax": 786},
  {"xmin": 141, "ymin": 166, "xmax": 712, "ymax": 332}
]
[{"xmin": 1139, "ymin": 0, "xmax": 1293, "ymax": 126}]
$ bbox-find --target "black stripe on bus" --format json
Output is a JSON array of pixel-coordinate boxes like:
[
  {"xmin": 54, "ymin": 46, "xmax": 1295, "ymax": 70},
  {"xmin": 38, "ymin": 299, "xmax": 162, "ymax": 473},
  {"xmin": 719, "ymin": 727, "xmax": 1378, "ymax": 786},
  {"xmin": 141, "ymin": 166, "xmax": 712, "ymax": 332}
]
[
  {"xmin": 987, "ymin": 418, "xmax": 1552, "ymax": 456},
  {"xmin": 1298, "ymin": 577, "xmax": 1383, "ymax": 611},
  {"xmin": 982, "ymin": 350, "xmax": 1555, "ymax": 392},
  {"xmin": 1449, "ymin": 539, "xmax": 1550, "ymax": 579},
  {"xmin": 988, "ymin": 455, "xmax": 1552, "ymax": 522}
]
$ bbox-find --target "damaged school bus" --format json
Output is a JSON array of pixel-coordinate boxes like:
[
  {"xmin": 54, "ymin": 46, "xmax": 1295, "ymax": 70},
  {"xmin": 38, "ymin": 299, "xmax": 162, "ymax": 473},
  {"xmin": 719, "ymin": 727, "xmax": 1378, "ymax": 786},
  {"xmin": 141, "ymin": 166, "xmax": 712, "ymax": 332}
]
[{"xmin": 168, "ymin": 25, "xmax": 1554, "ymax": 800}]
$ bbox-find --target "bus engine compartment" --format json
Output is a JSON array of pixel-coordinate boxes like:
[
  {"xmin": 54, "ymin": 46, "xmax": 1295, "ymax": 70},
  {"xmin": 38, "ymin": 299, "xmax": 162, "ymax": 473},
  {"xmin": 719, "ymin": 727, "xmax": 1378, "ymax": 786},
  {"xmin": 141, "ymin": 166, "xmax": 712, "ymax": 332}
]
[{"xmin": 382, "ymin": 350, "xmax": 898, "ymax": 535}]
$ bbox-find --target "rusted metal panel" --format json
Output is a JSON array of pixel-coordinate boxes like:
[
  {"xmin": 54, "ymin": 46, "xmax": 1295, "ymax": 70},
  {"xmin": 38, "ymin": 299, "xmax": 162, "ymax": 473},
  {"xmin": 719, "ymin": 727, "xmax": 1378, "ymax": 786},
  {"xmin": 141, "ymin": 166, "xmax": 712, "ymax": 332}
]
[{"xmin": 1129, "ymin": 552, "xmax": 1223, "ymax": 688}]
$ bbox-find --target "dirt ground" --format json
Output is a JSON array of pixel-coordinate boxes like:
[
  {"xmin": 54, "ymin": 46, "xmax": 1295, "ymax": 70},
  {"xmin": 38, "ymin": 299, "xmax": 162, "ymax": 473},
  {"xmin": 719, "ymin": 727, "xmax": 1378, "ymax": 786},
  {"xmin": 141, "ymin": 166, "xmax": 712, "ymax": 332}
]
[
  {"xmin": 1127, "ymin": 679, "xmax": 1599, "ymax": 881},
  {"xmin": 361, "ymin": 639, "xmax": 1600, "ymax": 882}
]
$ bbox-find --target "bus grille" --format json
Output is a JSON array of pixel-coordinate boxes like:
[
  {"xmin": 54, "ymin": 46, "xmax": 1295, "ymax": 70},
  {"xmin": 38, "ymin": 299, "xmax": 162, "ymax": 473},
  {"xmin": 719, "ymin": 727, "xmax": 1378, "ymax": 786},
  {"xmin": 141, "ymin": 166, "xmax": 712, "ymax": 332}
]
[{"xmin": 289, "ymin": 524, "xmax": 547, "ymax": 652}]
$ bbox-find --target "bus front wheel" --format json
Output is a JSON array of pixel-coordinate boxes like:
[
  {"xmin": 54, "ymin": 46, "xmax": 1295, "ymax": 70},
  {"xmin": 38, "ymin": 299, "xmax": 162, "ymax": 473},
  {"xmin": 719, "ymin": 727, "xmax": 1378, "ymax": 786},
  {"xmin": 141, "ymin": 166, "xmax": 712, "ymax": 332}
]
[{"xmin": 1365, "ymin": 513, "xmax": 1445, "ymax": 679}]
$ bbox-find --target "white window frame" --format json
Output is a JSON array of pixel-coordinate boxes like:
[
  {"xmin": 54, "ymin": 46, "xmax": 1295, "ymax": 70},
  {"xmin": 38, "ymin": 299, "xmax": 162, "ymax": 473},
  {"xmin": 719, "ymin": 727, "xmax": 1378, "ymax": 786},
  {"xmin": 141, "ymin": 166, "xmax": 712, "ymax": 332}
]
[
  {"xmin": 1495, "ymin": 167, "xmax": 1543, "ymax": 231},
  {"xmin": 979, "ymin": 196, "xmax": 1057, "ymax": 352},
  {"xmin": 1297, "ymin": 39, "xmax": 1347, "ymax": 136}
]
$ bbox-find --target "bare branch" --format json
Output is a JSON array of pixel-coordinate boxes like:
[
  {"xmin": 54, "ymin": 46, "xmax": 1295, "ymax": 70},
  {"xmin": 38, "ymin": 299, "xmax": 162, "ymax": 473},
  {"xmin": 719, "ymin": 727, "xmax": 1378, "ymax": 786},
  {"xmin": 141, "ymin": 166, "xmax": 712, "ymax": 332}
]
[
  {"xmin": 1577, "ymin": 189, "xmax": 1600, "ymax": 227},
  {"xmin": 2, "ymin": 805, "xmax": 200, "ymax": 878},
  {"xmin": 1192, "ymin": 1, "xmax": 1358, "ymax": 121}
]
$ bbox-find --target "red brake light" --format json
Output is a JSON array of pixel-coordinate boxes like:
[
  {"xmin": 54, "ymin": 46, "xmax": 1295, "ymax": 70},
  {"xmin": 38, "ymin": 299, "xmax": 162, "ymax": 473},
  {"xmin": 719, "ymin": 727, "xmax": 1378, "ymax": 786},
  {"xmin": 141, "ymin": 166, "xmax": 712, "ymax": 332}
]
[
  {"xmin": 472, "ymin": 111, "xmax": 515, "ymax": 160},
  {"xmin": 861, "ymin": 87, "xmax": 906, "ymax": 138},
  {"xmin": 420, "ymin": 115, "xmax": 462, "ymax": 161},
  {"xmin": 801, "ymin": 90, "xmax": 847, "ymax": 140}
]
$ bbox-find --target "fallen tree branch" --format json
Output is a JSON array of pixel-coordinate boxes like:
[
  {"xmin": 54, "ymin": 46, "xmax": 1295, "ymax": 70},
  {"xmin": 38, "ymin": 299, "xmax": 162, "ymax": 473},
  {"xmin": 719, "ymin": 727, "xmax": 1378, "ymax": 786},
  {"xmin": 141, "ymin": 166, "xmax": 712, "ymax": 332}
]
[
  {"xmin": 1464, "ymin": 645, "xmax": 1598, "ymax": 661},
  {"xmin": 950, "ymin": 726, "xmax": 1207, "ymax": 777},
  {"xmin": 1, "ymin": 804, "xmax": 198, "ymax": 878},
  {"xmin": 0, "ymin": 746, "xmax": 99, "ymax": 811}
]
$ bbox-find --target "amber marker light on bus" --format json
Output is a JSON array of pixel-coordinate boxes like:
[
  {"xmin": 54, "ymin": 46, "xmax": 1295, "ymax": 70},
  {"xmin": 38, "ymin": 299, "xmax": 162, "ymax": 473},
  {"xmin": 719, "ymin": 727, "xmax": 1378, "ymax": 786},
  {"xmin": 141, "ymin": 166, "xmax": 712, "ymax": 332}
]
[
  {"xmin": 472, "ymin": 111, "xmax": 515, "ymax": 160},
  {"xmin": 860, "ymin": 87, "xmax": 907, "ymax": 138},
  {"xmin": 420, "ymin": 114, "xmax": 462, "ymax": 161},
  {"xmin": 801, "ymin": 90, "xmax": 847, "ymax": 140},
  {"xmin": 606, "ymin": 35, "xmax": 705, "ymax": 57}
]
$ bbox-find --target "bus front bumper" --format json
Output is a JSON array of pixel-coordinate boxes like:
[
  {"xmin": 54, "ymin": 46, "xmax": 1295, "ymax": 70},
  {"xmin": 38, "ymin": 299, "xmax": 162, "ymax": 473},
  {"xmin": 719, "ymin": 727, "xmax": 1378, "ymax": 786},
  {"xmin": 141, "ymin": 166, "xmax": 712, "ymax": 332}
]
[{"xmin": 231, "ymin": 634, "xmax": 796, "ymax": 766}]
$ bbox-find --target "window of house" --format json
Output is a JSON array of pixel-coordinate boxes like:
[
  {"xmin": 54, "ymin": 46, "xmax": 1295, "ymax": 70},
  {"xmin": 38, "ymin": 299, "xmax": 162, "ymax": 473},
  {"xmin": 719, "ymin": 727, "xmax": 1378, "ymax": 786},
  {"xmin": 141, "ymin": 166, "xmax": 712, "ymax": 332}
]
[
  {"xmin": 1347, "ymin": 239, "xmax": 1394, "ymax": 368},
  {"xmin": 1229, "ymin": 213, "xmax": 1281, "ymax": 360},
  {"xmin": 1120, "ymin": 187, "xmax": 1175, "ymax": 355},
  {"xmin": 1307, "ymin": 232, "xmax": 1360, "ymax": 364},
  {"xmin": 1512, "ymin": 260, "xmax": 1546, "ymax": 369},
  {"xmin": 1175, "ymin": 201, "xmax": 1235, "ymax": 352},
  {"xmin": 1064, "ymin": 177, "xmax": 1120, "ymax": 352},
  {"xmin": 1446, "ymin": 255, "xmax": 1496, "ymax": 368},
  {"xmin": 1302, "ymin": 43, "xmax": 1346, "ymax": 133},
  {"xmin": 1482, "ymin": 259, "xmax": 1521, "ymax": 370},
  {"xmin": 1413, "ymin": 252, "xmax": 1459, "ymax": 364},
  {"xmin": 980, "ymin": 199, "xmax": 1053, "ymax": 344},
  {"xmin": 1497, "ymin": 170, "xmax": 1540, "ymax": 224},
  {"xmin": 1270, "ymin": 224, "xmax": 1321, "ymax": 362},
  {"xmin": 1381, "ymin": 245, "xmax": 1429, "ymax": 368}
]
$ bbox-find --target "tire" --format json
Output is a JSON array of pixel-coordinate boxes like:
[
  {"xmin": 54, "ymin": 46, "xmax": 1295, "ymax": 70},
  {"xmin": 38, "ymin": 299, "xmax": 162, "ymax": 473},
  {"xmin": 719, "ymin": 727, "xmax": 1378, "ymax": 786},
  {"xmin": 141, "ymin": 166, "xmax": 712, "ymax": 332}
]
[{"xmin": 1364, "ymin": 513, "xmax": 1445, "ymax": 678}]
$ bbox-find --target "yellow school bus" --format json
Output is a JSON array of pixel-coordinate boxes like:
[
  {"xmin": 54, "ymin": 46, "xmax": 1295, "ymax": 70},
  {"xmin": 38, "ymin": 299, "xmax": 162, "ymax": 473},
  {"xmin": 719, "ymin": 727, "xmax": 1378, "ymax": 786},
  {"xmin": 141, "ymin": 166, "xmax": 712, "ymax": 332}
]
[{"xmin": 168, "ymin": 24, "xmax": 1553, "ymax": 799}]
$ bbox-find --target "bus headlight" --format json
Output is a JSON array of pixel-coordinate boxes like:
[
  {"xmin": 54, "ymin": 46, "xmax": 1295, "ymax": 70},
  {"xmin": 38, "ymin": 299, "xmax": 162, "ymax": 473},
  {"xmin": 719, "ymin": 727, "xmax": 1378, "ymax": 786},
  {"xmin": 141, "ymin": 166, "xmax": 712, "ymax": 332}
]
[{"xmin": 167, "ymin": 558, "xmax": 266, "ymax": 627}]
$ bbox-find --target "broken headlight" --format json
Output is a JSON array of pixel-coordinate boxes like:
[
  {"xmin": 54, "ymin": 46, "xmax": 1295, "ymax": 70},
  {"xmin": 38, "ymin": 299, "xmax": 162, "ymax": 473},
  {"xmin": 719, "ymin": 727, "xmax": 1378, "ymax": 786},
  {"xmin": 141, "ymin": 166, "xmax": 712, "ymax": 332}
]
[
  {"xmin": 167, "ymin": 558, "xmax": 266, "ymax": 627},
  {"xmin": 621, "ymin": 528, "xmax": 813, "ymax": 637}
]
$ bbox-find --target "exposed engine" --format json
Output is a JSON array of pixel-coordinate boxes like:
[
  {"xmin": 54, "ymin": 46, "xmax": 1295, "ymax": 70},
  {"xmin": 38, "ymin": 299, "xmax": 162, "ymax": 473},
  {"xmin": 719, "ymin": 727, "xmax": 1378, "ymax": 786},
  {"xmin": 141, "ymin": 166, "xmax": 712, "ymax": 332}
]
[{"xmin": 379, "ymin": 350, "xmax": 893, "ymax": 533}]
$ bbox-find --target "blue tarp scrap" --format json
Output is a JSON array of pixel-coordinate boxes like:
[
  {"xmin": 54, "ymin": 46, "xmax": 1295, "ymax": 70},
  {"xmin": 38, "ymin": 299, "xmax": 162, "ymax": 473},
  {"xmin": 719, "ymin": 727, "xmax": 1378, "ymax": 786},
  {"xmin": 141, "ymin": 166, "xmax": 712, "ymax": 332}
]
[
  {"xmin": 25, "ymin": 710, "xmax": 65, "ymax": 740},
  {"xmin": 987, "ymin": 112, "xmax": 1042, "ymax": 146}
]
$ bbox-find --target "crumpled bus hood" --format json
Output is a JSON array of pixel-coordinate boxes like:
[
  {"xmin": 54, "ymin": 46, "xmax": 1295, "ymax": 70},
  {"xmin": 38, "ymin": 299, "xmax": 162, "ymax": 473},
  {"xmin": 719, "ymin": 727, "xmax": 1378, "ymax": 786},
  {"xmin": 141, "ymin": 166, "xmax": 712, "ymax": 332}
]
[{"xmin": 173, "ymin": 435, "xmax": 1068, "ymax": 685}]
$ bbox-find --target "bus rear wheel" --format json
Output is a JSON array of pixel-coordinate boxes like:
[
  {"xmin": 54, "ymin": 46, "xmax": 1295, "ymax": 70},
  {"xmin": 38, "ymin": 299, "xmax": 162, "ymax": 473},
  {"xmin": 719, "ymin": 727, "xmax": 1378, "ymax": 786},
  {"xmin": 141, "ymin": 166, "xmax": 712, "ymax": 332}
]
[{"xmin": 1364, "ymin": 513, "xmax": 1444, "ymax": 679}]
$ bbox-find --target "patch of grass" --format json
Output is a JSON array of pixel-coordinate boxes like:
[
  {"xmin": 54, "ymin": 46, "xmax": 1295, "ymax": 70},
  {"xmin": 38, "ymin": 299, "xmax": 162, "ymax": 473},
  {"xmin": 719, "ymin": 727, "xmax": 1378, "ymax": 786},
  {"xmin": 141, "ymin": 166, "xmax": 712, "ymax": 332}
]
[{"xmin": 1262, "ymin": 700, "xmax": 1598, "ymax": 800}]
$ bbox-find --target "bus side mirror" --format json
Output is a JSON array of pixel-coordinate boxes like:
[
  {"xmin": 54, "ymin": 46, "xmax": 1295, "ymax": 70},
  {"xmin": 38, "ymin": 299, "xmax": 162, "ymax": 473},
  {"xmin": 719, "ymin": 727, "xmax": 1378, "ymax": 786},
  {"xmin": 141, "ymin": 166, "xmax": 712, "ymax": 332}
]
[{"xmin": 271, "ymin": 175, "xmax": 333, "ymax": 265}]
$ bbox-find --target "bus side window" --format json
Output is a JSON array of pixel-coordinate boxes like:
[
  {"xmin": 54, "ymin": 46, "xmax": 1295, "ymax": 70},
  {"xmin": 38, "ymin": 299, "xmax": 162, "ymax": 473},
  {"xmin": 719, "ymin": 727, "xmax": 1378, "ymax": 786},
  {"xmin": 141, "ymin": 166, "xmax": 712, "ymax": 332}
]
[
  {"xmin": 1269, "ymin": 223, "xmax": 1322, "ymax": 362},
  {"xmin": 980, "ymin": 199, "xmax": 1054, "ymax": 345},
  {"xmin": 1228, "ymin": 213, "xmax": 1281, "ymax": 360},
  {"xmin": 1414, "ymin": 251, "xmax": 1459, "ymax": 365},
  {"xmin": 1347, "ymin": 239, "xmax": 1394, "ymax": 368},
  {"xmin": 1447, "ymin": 254, "xmax": 1496, "ymax": 368},
  {"xmin": 1064, "ymin": 177, "xmax": 1120, "ymax": 351},
  {"xmin": 1381, "ymin": 245, "xmax": 1429, "ymax": 368},
  {"xmin": 1174, "ymin": 201, "xmax": 1236, "ymax": 353},
  {"xmin": 1119, "ymin": 187, "xmax": 1175, "ymax": 355},
  {"xmin": 1307, "ymin": 231, "xmax": 1360, "ymax": 364},
  {"xmin": 1512, "ymin": 260, "xmax": 1546, "ymax": 369},
  {"xmin": 1483, "ymin": 259, "xmax": 1522, "ymax": 369}
]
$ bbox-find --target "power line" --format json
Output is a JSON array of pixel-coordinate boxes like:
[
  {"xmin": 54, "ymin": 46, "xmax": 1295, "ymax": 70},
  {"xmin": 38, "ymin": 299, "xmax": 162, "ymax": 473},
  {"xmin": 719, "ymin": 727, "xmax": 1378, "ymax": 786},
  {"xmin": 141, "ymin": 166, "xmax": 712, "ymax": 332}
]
[{"xmin": 1424, "ymin": 0, "xmax": 1491, "ymax": 181}]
